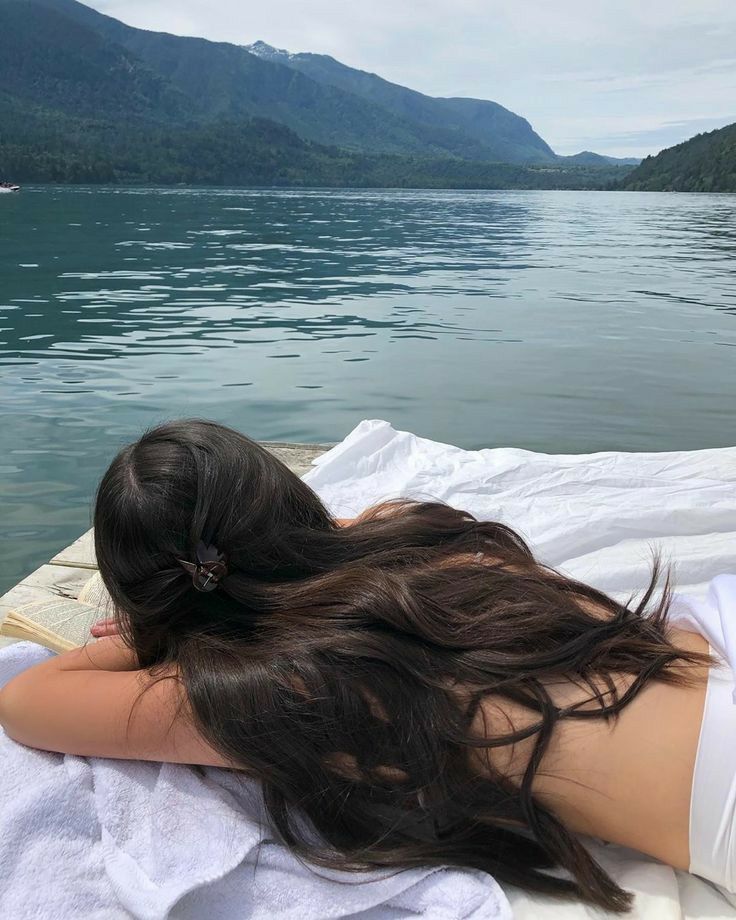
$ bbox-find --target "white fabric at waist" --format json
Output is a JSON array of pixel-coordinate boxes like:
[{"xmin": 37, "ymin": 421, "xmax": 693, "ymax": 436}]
[{"xmin": 688, "ymin": 649, "xmax": 736, "ymax": 900}]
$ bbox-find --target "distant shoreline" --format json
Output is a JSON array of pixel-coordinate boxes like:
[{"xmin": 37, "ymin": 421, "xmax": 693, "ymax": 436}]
[
  {"xmin": 9, "ymin": 183, "xmax": 733, "ymax": 194},
  {"xmin": 7, "ymin": 178, "xmax": 628, "ymax": 193}
]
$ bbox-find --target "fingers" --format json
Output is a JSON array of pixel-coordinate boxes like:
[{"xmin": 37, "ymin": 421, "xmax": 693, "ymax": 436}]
[{"xmin": 90, "ymin": 619, "xmax": 120, "ymax": 638}]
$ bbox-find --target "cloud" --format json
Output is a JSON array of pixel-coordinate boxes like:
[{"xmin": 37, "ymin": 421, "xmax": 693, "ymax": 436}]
[
  {"xmin": 592, "ymin": 117, "xmax": 736, "ymax": 154},
  {"xmin": 88, "ymin": 0, "xmax": 736, "ymax": 157}
]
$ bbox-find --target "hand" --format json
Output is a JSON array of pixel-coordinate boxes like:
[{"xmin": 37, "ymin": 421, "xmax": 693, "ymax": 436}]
[{"xmin": 90, "ymin": 618, "xmax": 120, "ymax": 639}]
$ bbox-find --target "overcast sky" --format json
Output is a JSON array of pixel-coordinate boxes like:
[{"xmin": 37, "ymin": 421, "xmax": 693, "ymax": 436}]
[{"xmin": 90, "ymin": 0, "xmax": 736, "ymax": 158}]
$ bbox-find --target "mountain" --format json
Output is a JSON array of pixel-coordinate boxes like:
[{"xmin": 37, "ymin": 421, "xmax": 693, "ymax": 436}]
[
  {"xmin": 243, "ymin": 41, "xmax": 557, "ymax": 166},
  {"xmin": 11, "ymin": 0, "xmax": 556, "ymax": 166},
  {"xmin": 244, "ymin": 42, "xmax": 640, "ymax": 168},
  {"xmin": 618, "ymin": 122, "xmax": 736, "ymax": 191},
  {"xmin": 0, "ymin": 0, "xmax": 635, "ymax": 187},
  {"xmin": 561, "ymin": 151, "xmax": 641, "ymax": 167}
]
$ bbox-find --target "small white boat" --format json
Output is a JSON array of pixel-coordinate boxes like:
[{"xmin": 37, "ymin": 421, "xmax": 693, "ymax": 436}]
[{"xmin": 0, "ymin": 184, "xmax": 20, "ymax": 193}]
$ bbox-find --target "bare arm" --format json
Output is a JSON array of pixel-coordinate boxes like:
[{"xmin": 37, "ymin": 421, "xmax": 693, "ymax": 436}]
[{"xmin": 0, "ymin": 638, "xmax": 234, "ymax": 767}]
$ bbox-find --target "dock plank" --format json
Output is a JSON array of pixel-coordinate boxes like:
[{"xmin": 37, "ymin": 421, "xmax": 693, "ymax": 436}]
[
  {"xmin": 50, "ymin": 529, "xmax": 96, "ymax": 569},
  {"xmin": 263, "ymin": 442, "xmax": 329, "ymax": 476}
]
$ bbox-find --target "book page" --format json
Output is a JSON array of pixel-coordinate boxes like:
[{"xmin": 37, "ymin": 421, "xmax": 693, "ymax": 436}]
[
  {"xmin": 6, "ymin": 599, "xmax": 102, "ymax": 648},
  {"xmin": 77, "ymin": 571, "xmax": 113, "ymax": 610}
]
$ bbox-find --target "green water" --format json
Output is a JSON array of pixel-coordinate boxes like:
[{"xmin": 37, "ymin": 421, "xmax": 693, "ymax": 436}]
[{"xmin": 1, "ymin": 186, "xmax": 735, "ymax": 592}]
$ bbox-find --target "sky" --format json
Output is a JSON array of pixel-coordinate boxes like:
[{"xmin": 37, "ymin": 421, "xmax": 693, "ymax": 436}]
[{"xmin": 90, "ymin": 0, "xmax": 736, "ymax": 158}]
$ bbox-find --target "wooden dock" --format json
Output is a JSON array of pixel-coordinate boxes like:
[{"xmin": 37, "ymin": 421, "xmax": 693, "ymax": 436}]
[{"xmin": 0, "ymin": 442, "xmax": 329, "ymax": 644}]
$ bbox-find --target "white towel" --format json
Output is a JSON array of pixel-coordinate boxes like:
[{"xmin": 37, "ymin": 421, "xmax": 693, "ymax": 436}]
[{"xmin": 0, "ymin": 640, "xmax": 511, "ymax": 920}]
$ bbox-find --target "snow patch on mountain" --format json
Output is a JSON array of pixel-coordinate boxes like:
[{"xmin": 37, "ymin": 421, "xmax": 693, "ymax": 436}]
[{"xmin": 244, "ymin": 40, "xmax": 300, "ymax": 62}]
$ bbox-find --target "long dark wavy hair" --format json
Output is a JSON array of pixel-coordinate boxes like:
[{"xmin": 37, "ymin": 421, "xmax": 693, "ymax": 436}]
[{"xmin": 93, "ymin": 419, "xmax": 712, "ymax": 913}]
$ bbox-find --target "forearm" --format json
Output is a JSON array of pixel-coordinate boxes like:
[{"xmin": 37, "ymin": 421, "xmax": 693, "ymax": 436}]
[
  {"xmin": 0, "ymin": 640, "xmax": 231, "ymax": 767},
  {"xmin": 0, "ymin": 658, "xmax": 151, "ymax": 755},
  {"xmin": 0, "ymin": 638, "xmax": 138, "ymax": 739},
  {"xmin": 55, "ymin": 636, "xmax": 140, "ymax": 672}
]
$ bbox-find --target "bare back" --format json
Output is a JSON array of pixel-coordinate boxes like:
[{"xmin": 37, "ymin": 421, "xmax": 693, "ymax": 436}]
[{"xmin": 473, "ymin": 626, "xmax": 710, "ymax": 871}]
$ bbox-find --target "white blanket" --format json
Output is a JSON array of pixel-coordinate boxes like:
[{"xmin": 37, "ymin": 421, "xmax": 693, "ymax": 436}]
[
  {"xmin": 303, "ymin": 419, "xmax": 736, "ymax": 919},
  {"xmin": 3, "ymin": 417, "xmax": 736, "ymax": 919},
  {"xmin": 304, "ymin": 419, "xmax": 736, "ymax": 603}
]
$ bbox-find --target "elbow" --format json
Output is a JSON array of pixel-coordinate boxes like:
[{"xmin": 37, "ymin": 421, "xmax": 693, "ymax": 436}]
[
  {"xmin": 0, "ymin": 680, "xmax": 23, "ymax": 743},
  {"xmin": 0, "ymin": 675, "xmax": 43, "ymax": 748}
]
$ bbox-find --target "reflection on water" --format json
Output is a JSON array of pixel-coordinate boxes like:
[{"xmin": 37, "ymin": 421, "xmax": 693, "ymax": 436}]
[{"xmin": 1, "ymin": 187, "xmax": 735, "ymax": 591}]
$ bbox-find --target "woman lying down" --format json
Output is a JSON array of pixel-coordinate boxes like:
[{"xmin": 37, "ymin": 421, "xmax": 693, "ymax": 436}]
[{"xmin": 0, "ymin": 419, "xmax": 732, "ymax": 914}]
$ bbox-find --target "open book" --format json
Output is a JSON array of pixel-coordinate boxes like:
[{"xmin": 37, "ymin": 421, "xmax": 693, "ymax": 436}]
[{"xmin": 0, "ymin": 573, "xmax": 112, "ymax": 653}]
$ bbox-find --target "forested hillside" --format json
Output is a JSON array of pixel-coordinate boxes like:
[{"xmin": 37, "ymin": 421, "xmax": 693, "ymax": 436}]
[
  {"xmin": 0, "ymin": 105, "xmax": 629, "ymax": 188},
  {"xmin": 618, "ymin": 122, "xmax": 736, "ymax": 192}
]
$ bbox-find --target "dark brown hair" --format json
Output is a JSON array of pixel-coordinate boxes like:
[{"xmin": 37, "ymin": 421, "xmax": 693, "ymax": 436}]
[{"xmin": 94, "ymin": 419, "xmax": 712, "ymax": 913}]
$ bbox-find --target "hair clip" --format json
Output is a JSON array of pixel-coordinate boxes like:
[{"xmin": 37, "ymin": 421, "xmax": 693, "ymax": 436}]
[{"xmin": 178, "ymin": 540, "xmax": 229, "ymax": 593}]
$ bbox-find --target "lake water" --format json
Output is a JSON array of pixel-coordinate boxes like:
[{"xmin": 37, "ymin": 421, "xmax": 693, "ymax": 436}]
[{"xmin": 1, "ymin": 186, "xmax": 735, "ymax": 592}]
